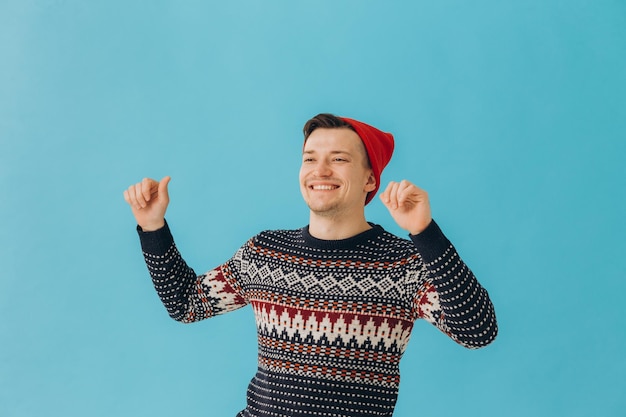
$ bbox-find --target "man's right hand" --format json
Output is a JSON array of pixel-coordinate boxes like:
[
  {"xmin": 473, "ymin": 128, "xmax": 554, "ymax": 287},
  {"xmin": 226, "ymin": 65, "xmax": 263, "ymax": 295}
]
[{"xmin": 123, "ymin": 176, "xmax": 171, "ymax": 231}]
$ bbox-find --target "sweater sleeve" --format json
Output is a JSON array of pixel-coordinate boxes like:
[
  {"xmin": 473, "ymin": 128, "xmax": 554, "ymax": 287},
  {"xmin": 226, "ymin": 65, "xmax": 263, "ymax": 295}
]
[
  {"xmin": 138, "ymin": 221, "xmax": 249, "ymax": 323},
  {"xmin": 410, "ymin": 220, "xmax": 498, "ymax": 349}
]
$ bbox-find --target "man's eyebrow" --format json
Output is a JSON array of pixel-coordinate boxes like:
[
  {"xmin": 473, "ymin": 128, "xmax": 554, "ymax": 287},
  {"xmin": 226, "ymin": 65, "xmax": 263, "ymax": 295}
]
[{"xmin": 302, "ymin": 150, "xmax": 353, "ymax": 155}]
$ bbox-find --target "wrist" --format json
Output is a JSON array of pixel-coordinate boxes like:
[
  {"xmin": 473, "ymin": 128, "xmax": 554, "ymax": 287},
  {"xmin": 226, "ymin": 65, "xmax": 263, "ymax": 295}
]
[
  {"xmin": 139, "ymin": 219, "xmax": 165, "ymax": 232},
  {"xmin": 408, "ymin": 218, "xmax": 432, "ymax": 236}
]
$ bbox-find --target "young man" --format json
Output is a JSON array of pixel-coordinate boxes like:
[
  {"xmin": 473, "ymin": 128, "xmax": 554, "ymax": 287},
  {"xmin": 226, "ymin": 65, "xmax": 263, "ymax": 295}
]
[{"xmin": 124, "ymin": 114, "xmax": 497, "ymax": 417}]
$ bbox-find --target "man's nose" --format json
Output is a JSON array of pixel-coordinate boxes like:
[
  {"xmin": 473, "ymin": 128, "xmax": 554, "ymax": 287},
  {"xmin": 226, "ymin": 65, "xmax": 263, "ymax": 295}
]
[{"xmin": 314, "ymin": 160, "xmax": 332, "ymax": 177}]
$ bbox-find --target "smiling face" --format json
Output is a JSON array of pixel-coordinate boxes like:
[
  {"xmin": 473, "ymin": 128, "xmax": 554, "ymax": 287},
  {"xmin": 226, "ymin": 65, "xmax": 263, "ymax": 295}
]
[{"xmin": 299, "ymin": 127, "xmax": 376, "ymax": 217}]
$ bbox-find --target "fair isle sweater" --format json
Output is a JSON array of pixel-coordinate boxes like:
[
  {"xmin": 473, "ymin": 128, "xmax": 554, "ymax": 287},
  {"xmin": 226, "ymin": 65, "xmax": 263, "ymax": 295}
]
[{"xmin": 138, "ymin": 220, "xmax": 497, "ymax": 417}]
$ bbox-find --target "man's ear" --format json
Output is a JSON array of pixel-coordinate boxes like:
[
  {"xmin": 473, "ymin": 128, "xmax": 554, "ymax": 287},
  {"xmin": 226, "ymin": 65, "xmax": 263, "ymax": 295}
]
[{"xmin": 364, "ymin": 171, "xmax": 377, "ymax": 192}]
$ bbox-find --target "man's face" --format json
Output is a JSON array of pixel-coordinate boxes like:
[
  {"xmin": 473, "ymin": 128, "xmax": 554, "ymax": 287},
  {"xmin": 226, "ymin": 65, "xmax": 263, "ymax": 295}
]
[{"xmin": 299, "ymin": 128, "xmax": 376, "ymax": 216}]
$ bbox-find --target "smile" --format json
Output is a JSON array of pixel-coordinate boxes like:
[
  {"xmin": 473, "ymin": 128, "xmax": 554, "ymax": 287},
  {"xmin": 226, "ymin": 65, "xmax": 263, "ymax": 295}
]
[{"xmin": 311, "ymin": 185, "xmax": 339, "ymax": 190}]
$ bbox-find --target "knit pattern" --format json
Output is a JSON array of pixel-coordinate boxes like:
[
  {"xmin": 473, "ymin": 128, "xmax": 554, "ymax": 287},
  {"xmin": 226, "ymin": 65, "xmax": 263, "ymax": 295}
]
[{"xmin": 139, "ymin": 221, "xmax": 497, "ymax": 417}]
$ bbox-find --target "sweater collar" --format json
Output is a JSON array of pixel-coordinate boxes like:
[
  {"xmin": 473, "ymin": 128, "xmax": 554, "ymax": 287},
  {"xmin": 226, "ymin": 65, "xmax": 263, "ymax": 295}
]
[{"xmin": 301, "ymin": 222, "xmax": 384, "ymax": 250}]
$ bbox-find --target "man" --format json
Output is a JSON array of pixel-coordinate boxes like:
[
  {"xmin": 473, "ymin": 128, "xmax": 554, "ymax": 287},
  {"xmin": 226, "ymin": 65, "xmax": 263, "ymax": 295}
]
[{"xmin": 124, "ymin": 113, "xmax": 498, "ymax": 417}]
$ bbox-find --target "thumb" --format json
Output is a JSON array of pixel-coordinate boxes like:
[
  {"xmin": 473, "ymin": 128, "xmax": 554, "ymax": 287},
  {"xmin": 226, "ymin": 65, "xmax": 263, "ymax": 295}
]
[{"xmin": 159, "ymin": 176, "xmax": 171, "ymax": 198}]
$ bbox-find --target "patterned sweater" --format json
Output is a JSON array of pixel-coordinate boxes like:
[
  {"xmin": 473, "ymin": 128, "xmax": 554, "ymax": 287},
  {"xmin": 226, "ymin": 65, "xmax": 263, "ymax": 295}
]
[{"xmin": 138, "ymin": 220, "xmax": 497, "ymax": 417}]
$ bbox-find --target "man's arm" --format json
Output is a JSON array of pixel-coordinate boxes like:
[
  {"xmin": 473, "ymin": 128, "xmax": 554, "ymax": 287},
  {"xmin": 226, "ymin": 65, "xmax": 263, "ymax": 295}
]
[
  {"xmin": 381, "ymin": 180, "xmax": 498, "ymax": 348},
  {"xmin": 124, "ymin": 177, "xmax": 248, "ymax": 322},
  {"xmin": 410, "ymin": 220, "xmax": 497, "ymax": 348},
  {"xmin": 137, "ymin": 221, "xmax": 248, "ymax": 322}
]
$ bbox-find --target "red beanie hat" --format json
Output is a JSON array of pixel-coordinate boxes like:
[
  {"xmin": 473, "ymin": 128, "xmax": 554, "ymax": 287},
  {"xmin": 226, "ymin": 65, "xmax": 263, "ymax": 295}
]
[{"xmin": 340, "ymin": 117, "xmax": 395, "ymax": 205}]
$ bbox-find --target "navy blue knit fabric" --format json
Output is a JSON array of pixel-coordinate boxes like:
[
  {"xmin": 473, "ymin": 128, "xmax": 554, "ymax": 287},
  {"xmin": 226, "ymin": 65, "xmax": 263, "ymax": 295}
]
[{"xmin": 138, "ymin": 220, "xmax": 497, "ymax": 416}]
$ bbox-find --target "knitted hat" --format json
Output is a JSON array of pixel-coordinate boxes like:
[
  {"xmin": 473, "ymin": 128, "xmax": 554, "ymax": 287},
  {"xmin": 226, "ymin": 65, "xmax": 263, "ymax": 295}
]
[{"xmin": 340, "ymin": 117, "xmax": 395, "ymax": 205}]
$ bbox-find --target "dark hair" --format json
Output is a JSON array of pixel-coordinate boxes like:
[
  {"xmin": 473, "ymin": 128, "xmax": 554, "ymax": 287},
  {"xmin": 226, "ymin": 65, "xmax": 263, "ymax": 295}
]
[{"xmin": 303, "ymin": 113, "xmax": 355, "ymax": 140}]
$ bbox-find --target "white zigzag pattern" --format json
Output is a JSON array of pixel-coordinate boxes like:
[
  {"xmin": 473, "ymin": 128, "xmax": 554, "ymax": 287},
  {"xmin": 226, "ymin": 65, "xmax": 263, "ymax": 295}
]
[
  {"xmin": 253, "ymin": 304, "xmax": 413, "ymax": 352},
  {"xmin": 247, "ymin": 263, "xmax": 411, "ymax": 297}
]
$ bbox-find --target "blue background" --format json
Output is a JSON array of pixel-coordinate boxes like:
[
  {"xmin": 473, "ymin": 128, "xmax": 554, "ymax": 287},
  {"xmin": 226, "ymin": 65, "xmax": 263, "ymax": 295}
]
[{"xmin": 1, "ymin": 1, "xmax": 624, "ymax": 416}]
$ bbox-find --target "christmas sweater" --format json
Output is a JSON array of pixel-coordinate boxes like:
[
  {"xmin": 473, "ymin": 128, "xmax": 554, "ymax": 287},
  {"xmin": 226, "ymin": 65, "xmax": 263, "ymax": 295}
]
[{"xmin": 138, "ymin": 220, "xmax": 497, "ymax": 417}]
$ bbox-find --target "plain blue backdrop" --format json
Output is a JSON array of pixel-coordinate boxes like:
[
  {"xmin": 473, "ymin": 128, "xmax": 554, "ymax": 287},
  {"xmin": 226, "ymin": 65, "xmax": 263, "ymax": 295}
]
[{"xmin": 1, "ymin": 1, "xmax": 624, "ymax": 416}]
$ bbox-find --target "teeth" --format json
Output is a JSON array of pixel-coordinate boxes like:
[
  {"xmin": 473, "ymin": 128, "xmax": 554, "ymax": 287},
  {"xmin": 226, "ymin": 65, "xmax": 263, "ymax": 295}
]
[{"xmin": 312, "ymin": 185, "xmax": 337, "ymax": 190}]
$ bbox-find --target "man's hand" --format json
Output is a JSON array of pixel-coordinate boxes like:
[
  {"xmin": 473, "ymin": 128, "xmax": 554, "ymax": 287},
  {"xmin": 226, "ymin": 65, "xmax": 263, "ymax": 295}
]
[
  {"xmin": 380, "ymin": 180, "xmax": 432, "ymax": 235},
  {"xmin": 123, "ymin": 176, "xmax": 171, "ymax": 231}
]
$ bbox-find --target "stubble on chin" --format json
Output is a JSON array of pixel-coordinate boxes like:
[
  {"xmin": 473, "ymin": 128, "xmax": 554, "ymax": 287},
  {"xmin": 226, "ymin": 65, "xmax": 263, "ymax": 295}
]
[
  {"xmin": 307, "ymin": 201, "xmax": 337, "ymax": 216},
  {"xmin": 304, "ymin": 195, "xmax": 343, "ymax": 217}
]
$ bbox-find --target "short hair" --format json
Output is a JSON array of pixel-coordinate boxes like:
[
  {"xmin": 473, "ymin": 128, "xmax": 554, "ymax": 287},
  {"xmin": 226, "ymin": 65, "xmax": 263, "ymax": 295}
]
[{"xmin": 303, "ymin": 113, "xmax": 355, "ymax": 140}]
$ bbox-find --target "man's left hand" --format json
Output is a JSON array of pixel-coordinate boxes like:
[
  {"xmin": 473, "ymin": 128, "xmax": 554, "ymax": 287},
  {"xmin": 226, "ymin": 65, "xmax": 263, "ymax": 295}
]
[{"xmin": 380, "ymin": 180, "xmax": 432, "ymax": 235}]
